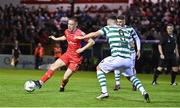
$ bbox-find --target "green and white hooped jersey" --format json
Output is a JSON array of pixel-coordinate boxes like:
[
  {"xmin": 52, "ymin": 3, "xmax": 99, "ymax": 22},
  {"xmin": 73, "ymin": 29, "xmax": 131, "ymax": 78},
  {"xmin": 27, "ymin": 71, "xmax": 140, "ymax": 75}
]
[
  {"xmin": 123, "ymin": 25, "xmax": 140, "ymax": 53},
  {"xmin": 99, "ymin": 25, "xmax": 133, "ymax": 58}
]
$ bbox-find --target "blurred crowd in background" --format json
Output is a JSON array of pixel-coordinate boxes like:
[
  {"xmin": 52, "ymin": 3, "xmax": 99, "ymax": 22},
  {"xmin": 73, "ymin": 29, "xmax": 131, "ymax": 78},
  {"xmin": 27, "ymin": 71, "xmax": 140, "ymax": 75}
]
[
  {"xmin": 0, "ymin": 0, "xmax": 179, "ymax": 45},
  {"xmin": 0, "ymin": 0, "xmax": 179, "ymax": 71}
]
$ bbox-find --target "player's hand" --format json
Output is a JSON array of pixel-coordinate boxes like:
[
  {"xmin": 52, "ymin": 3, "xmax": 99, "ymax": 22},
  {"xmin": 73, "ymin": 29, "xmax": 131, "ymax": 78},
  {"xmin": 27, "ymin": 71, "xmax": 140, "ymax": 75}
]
[
  {"xmin": 49, "ymin": 35, "xmax": 56, "ymax": 40},
  {"xmin": 74, "ymin": 36, "xmax": 84, "ymax": 40},
  {"xmin": 160, "ymin": 54, "xmax": 165, "ymax": 59},
  {"xmin": 76, "ymin": 48, "xmax": 84, "ymax": 53},
  {"xmin": 136, "ymin": 50, "xmax": 141, "ymax": 60}
]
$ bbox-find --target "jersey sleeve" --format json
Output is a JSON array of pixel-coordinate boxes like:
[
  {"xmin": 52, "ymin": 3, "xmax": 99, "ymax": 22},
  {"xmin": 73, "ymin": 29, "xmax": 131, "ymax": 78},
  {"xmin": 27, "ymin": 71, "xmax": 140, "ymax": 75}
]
[
  {"xmin": 131, "ymin": 28, "xmax": 141, "ymax": 50},
  {"xmin": 131, "ymin": 28, "xmax": 138, "ymax": 38},
  {"xmin": 98, "ymin": 26, "xmax": 109, "ymax": 37}
]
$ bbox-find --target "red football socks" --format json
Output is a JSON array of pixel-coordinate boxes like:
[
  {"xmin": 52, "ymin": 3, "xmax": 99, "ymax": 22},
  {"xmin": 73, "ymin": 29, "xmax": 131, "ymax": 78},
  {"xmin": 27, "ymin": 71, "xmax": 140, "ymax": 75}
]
[{"xmin": 40, "ymin": 69, "xmax": 54, "ymax": 83}]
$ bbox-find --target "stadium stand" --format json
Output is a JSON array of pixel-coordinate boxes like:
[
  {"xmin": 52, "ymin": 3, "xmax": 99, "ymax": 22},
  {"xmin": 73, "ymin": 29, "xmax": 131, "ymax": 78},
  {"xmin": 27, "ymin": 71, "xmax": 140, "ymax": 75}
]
[{"xmin": 0, "ymin": 0, "xmax": 179, "ymax": 71}]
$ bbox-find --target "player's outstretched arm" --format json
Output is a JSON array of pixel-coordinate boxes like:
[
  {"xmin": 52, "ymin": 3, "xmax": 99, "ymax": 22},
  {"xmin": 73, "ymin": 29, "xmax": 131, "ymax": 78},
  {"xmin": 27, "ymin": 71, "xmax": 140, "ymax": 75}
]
[
  {"xmin": 49, "ymin": 35, "xmax": 66, "ymax": 41},
  {"xmin": 136, "ymin": 50, "xmax": 141, "ymax": 60},
  {"xmin": 75, "ymin": 31, "xmax": 102, "ymax": 40},
  {"xmin": 76, "ymin": 38, "xmax": 95, "ymax": 53}
]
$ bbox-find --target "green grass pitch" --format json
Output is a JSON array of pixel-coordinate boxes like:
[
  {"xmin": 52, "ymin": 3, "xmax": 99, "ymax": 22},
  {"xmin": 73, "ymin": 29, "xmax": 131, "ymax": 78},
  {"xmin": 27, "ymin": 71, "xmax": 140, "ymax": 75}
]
[{"xmin": 0, "ymin": 68, "xmax": 180, "ymax": 107}]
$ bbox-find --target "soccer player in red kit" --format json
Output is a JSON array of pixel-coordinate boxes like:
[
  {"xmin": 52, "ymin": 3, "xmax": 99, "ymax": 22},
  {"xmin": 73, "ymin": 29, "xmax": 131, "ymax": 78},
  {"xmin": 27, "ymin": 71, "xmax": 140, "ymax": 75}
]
[{"xmin": 32, "ymin": 17, "xmax": 95, "ymax": 92}]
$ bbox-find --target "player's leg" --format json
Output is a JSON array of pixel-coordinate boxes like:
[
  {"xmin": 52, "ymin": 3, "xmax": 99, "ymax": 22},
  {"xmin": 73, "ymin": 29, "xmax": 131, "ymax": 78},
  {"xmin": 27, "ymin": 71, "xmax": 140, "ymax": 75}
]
[
  {"xmin": 152, "ymin": 66, "xmax": 163, "ymax": 85},
  {"xmin": 152, "ymin": 58, "xmax": 165, "ymax": 85},
  {"xmin": 96, "ymin": 56, "xmax": 130, "ymax": 99},
  {"xmin": 170, "ymin": 57, "xmax": 178, "ymax": 85},
  {"xmin": 96, "ymin": 56, "xmax": 119, "ymax": 99},
  {"xmin": 34, "ymin": 53, "xmax": 69, "ymax": 89},
  {"xmin": 171, "ymin": 67, "xmax": 178, "ymax": 85},
  {"xmin": 131, "ymin": 52, "xmax": 137, "ymax": 91},
  {"xmin": 34, "ymin": 58, "xmax": 66, "ymax": 89},
  {"xmin": 60, "ymin": 68, "xmax": 74, "ymax": 92},
  {"xmin": 129, "ymin": 76, "xmax": 150, "ymax": 103},
  {"xmin": 124, "ymin": 72, "xmax": 137, "ymax": 91},
  {"xmin": 96, "ymin": 65, "xmax": 109, "ymax": 99},
  {"xmin": 59, "ymin": 60, "xmax": 80, "ymax": 92},
  {"xmin": 124, "ymin": 64, "xmax": 150, "ymax": 103},
  {"xmin": 131, "ymin": 76, "xmax": 137, "ymax": 91},
  {"xmin": 114, "ymin": 70, "xmax": 121, "ymax": 91}
]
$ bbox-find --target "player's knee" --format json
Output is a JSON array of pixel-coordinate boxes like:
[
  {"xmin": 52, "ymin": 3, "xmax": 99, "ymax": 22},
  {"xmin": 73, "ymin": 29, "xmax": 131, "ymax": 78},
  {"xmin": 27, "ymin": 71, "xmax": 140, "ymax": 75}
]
[
  {"xmin": 49, "ymin": 63, "xmax": 57, "ymax": 71},
  {"xmin": 96, "ymin": 65, "xmax": 101, "ymax": 71}
]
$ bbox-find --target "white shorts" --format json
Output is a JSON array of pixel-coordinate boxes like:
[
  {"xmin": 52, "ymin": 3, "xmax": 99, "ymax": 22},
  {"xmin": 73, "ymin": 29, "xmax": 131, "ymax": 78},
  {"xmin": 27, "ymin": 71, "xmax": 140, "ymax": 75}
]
[
  {"xmin": 122, "ymin": 52, "xmax": 136, "ymax": 76},
  {"xmin": 98, "ymin": 56, "xmax": 135, "ymax": 76},
  {"xmin": 131, "ymin": 52, "xmax": 136, "ymax": 66}
]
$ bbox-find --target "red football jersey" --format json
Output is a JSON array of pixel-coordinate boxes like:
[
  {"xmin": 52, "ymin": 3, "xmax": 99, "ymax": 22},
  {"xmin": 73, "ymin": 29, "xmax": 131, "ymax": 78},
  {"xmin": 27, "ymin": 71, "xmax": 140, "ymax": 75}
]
[{"xmin": 64, "ymin": 28, "xmax": 84, "ymax": 57}]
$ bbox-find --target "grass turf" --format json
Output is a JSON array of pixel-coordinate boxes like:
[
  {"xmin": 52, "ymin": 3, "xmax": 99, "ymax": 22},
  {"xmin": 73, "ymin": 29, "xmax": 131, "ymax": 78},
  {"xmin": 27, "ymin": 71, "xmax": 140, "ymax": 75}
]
[{"xmin": 0, "ymin": 68, "xmax": 180, "ymax": 107}]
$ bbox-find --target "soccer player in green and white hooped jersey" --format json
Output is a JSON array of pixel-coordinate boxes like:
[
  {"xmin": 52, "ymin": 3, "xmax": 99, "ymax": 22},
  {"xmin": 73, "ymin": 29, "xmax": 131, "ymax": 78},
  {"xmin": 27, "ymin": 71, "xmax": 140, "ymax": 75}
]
[
  {"xmin": 113, "ymin": 16, "xmax": 141, "ymax": 91},
  {"xmin": 75, "ymin": 16, "xmax": 150, "ymax": 103}
]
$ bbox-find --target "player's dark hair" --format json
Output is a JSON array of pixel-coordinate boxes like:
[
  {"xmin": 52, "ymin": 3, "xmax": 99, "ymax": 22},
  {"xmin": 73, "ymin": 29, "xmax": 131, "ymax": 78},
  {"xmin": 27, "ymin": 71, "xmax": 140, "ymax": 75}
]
[
  {"xmin": 167, "ymin": 23, "xmax": 174, "ymax": 27},
  {"xmin": 117, "ymin": 15, "xmax": 126, "ymax": 20},
  {"xmin": 108, "ymin": 15, "xmax": 117, "ymax": 20},
  {"xmin": 69, "ymin": 17, "xmax": 78, "ymax": 23}
]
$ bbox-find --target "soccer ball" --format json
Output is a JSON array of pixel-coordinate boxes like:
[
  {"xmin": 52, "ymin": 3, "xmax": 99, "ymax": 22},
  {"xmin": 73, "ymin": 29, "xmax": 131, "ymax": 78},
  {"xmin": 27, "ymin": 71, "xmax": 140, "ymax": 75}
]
[{"xmin": 24, "ymin": 80, "xmax": 36, "ymax": 92}]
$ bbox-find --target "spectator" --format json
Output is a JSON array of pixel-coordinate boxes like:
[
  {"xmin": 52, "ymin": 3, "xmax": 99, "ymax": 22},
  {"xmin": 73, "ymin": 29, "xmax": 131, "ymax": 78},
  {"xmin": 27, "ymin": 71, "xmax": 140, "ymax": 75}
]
[
  {"xmin": 34, "ymin": 42, "xmax": 44, "ymax": 69},
  {"xmin": 0, "ymin": 1, "xmax": 179, "ymax": 60},
  {"xmin": 11, "ymin": 40, "xmax": 21, "ymax": 67},
  {"xmin": 52, "ymin": 43, "xmax": 62, "ymax": 61}
]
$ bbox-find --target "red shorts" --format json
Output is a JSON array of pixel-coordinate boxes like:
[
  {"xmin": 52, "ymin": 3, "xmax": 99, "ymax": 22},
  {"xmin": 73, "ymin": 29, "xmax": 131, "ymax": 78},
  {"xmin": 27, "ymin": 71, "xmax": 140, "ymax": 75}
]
[{"xmin": 59, "ymin": 52, "xmax": 82, "ymax": 71}]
